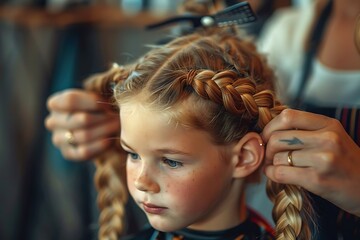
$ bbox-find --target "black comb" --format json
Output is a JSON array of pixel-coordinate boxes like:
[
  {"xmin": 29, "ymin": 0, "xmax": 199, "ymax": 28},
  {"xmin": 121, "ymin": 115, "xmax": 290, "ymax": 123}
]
[{"xmin": 146, "ymin": 1, "xmax": 257, "ymax": 30}]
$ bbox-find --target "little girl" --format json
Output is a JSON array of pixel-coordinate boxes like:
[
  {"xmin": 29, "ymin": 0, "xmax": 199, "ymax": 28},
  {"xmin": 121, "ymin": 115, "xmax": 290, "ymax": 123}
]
[{"xmin": 84, "ymin": 27, "xmax": 313, "ymax": 240}]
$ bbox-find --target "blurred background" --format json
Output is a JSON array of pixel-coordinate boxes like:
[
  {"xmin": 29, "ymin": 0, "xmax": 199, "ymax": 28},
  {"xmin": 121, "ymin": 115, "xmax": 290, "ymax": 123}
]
[{"xmin": 0, "ymin": 0, "xmax": 305, "ymax": 239}]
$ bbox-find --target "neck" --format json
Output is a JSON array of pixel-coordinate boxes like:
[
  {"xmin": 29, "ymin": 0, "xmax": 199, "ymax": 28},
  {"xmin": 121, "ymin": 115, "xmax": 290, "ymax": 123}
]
[{"xmin": 187, "ymin": 180, "xmax": 247, "ymax": 231}]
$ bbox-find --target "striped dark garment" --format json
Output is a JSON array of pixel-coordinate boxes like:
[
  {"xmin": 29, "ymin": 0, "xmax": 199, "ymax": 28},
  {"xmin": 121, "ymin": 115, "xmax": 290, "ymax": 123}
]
[
  {"xmin": 123, "ymin": 208, "xmax": 274, "ymax": 240},
  {"xmin": 300, "ymin": 103, "xmax": 360, "ymax": 240}
]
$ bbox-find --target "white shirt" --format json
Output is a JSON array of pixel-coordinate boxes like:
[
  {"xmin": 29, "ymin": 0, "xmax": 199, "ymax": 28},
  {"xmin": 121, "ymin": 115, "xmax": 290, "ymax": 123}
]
[{"xmin": 257, "ymin": 2, "xmax": 360, "ymax": 107}]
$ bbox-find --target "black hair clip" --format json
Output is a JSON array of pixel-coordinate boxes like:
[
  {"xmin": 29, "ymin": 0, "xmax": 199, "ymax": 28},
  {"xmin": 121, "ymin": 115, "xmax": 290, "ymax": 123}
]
[{"xmin": 146, "ymin": 1, "xmax": 257, "ymax": 30}]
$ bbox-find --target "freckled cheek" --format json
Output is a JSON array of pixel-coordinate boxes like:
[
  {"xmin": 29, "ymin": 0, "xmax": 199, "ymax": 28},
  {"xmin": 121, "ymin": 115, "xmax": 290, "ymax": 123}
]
[
  {"xmin": 166, "ymin": 177, "xmax": 209, "ymax": 212},
  {"xmin": 126, "ymin": 164, "xmax": 138, "ymax": 195}
]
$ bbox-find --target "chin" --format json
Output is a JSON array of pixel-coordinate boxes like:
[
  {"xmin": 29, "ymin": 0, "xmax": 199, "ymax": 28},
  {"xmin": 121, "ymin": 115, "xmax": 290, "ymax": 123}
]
[
  {"xmin": 151, "ymin": 225, "xmax": 180, "ymax": 233},
  {"xmin": 149, "ymin": 219, "xmax": 186, "ymax": 233}
]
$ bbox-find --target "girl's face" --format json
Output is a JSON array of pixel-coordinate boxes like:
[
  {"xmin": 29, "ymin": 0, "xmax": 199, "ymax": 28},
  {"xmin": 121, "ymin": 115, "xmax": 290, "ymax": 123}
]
[{"xmin": 120, "ymin": 101, "xmax": 241, "ymax": 232}]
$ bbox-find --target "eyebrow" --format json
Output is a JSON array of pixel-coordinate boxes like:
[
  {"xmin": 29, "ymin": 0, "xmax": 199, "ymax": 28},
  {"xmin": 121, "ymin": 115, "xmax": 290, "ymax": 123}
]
[
  {"xmin": 120, "ymin": 139, "xmax": 133, "ymax": 150},
  {"xmin": 155, "ymin": 148, "xmax": 192, "ymax": 156},
  {"xmin": 120, "ymin": 139, "xmax": 192, "ymax": 156}
]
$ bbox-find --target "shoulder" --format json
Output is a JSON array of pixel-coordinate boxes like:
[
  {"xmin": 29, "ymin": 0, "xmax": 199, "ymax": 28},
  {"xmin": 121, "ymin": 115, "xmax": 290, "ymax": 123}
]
[{"xmin": 248, "ymin": 208, "xmax": 275, "ymax": 239}]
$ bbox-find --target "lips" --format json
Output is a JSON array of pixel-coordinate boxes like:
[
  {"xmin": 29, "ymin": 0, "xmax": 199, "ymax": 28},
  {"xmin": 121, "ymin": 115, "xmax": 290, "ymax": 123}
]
[{"xmin": 142, "ymin": 202, "xmax": 167, "ymax": 214}]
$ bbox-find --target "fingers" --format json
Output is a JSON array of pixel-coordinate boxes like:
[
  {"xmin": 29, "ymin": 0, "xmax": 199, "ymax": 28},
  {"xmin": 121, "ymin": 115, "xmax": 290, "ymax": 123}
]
[
  {"xmin": 264, "ymin": 129, "xmax": 318, "ymax": 165},
  {"xmin": 271, "ymin": 148, "xmax": 335, "ymax": 171},
  {"xmin": 263, "ymin": 109, "xmax": 360, "ymax": 216},
  {"xmin": 60, "ymin": 138, "xmax": 114, "ymax": 161},
  {"xmin": 51, "ymin": 118, "xmax": 120, "ymax": 161},
  {"xmin": 45, "ymin": 89, "xmax": 121, "ymax": 161},
  {"xmin": 47, "ymin": 89, "xmax": 113, "ymax": 112},
  {"xmin": 263, "ymin": 113, "xmax": 343, "ymax": 167},
  {"xmin": 264, "ymin": 165, "xmax": 318, "ymax": 192},
  {"xmin": 45, "ymin": 110, "xmax": 118, "ymax": 131},
  {"xmin": 265, "ymin": 163, "xmax": 344, "ymax": 200},
  {"xmin": 262, "ymin": 109, "xmax": 331, "ymax": 142},
  {"xmin": 51, "ymin": 117, "xmax": 120, "ymax": 148}
]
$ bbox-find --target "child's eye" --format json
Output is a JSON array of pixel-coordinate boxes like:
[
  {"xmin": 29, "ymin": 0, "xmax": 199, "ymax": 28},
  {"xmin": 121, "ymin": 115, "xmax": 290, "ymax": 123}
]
[
  {"xmin": 127, "ymin": 152, "xmax": 140, "ymax": 160},
  {"xmin": 163, "ymin": 158, "xmax": 183, "ymax": 168}
]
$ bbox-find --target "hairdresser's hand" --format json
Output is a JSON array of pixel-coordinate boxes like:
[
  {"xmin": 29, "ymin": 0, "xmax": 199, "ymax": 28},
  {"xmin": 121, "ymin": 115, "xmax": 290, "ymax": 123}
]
[
  {"xmin": 262, "ymin": 109, "xmax": 360, "ymax": 217},
  {"xmin": 45, "ymin": 89, "xmax": 120, "ymax": 161}
]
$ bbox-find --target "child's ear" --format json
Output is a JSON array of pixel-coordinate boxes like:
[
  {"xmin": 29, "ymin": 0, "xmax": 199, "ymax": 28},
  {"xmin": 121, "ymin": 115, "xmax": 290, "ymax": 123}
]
[{"xmin": 231, "ymin": 132, "xmax": 264, "ymax": 178}]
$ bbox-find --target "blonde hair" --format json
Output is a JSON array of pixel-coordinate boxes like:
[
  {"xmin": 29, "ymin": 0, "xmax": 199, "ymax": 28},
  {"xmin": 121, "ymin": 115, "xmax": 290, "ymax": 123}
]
[{"xmin": 84, "ymin": 26, "xmax": 313, "ymax": 240}]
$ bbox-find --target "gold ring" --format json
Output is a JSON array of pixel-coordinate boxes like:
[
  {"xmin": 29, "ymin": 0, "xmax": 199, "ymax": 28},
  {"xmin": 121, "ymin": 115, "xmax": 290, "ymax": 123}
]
[
  {"xmin": 287, "ymin": 150, "xmax": 294, "ymax": 166},
  {"xmin": 65, "ymin": 130, "xmax": 76, "ymax": 146}
]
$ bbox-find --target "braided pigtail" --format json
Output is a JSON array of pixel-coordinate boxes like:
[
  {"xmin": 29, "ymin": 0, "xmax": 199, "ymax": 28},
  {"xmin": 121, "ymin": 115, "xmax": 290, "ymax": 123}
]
[
  {"xmin": 266, "ymin": 181, "xmax": 314, "ymax": 240},
  {"xmin": 83, "ymin": 64, "xmax": 130, "ymax": 240}
]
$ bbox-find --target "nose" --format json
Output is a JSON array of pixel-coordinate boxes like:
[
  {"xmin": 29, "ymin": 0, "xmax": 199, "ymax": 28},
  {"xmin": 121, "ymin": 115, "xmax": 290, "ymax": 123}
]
[{"xmin": 134, "ymin": 163, "xmax": 160, "ymax": 193}]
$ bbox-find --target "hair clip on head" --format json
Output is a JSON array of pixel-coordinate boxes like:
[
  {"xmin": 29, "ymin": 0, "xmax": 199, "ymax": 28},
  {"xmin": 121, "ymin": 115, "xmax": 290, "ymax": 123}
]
[
  {"xmin": 201, "ymin": 16, "xmax": 215, "ymax": 27},
  {"xmin": 146, "ymin": 2, "xmax": 257, "ymax": 31}
]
